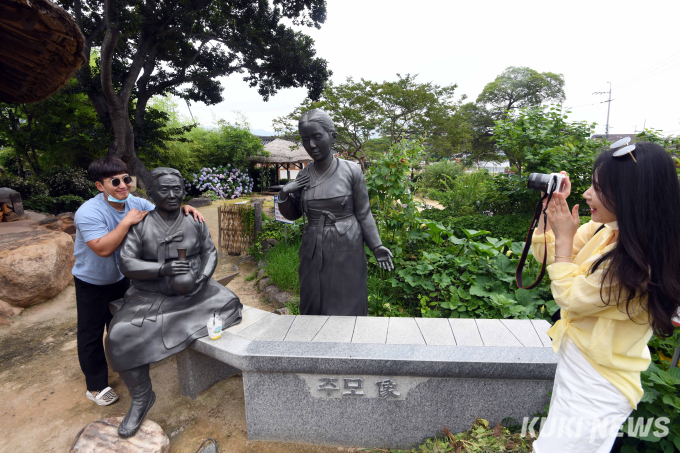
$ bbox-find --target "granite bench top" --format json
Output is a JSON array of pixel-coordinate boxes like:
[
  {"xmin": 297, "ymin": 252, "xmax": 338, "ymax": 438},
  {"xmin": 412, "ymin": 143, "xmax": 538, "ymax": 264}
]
[{"xmin": 189, "ymin": 305, "xmax": 558, "ymax": 379}]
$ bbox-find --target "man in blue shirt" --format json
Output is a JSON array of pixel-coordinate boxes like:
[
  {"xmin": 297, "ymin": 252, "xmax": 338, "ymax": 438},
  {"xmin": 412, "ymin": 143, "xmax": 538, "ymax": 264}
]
[{"xmin": 73, "ymin": 157, "xmax": 204, "ymax": 406}]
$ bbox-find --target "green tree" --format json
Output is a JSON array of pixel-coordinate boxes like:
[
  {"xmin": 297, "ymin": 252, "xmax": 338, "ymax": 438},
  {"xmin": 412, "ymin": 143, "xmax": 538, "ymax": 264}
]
[
  {"xmin": 274, "ymin": 74, "xmax": 467, "ymax": 170},
  {"xmin": 60, "ymin": 0, "xmax": 331, "ymax": 185},
  {"xmin": 0, "ymin": 81, "xmax": 110, "ymax": 176},
  {"xmin": 476, "ymin": 66, "xmax": 565, "ymax": 118}
]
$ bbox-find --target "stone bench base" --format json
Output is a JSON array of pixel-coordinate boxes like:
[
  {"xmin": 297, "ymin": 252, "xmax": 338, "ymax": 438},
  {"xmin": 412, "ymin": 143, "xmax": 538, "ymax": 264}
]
[{"xmin": 177, "ymin": 306, "xmax": 557, "ymax": 449}]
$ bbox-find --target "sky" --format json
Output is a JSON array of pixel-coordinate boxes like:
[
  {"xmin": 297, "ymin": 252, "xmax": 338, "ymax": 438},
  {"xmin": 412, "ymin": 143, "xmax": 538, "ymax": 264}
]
[{"xmin": 176, "ymin": 0, "xmax": 680, "ymax": 137}]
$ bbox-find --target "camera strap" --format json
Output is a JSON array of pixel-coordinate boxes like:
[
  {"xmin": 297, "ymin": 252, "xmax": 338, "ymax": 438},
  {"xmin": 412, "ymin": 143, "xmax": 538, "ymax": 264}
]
[{"xmin": 515, "ymin": 191, "xmax": 554, "ymax": 289}]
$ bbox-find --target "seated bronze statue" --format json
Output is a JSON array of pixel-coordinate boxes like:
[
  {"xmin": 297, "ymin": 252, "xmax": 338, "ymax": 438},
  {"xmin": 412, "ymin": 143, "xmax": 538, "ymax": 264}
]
[
  {"xmin": 278, "ymin": 109, "xmax": 394, "ymax": 316},
  {"xmin": 105, "ymin": 167, "xmax": 242, "ymax": 438}
]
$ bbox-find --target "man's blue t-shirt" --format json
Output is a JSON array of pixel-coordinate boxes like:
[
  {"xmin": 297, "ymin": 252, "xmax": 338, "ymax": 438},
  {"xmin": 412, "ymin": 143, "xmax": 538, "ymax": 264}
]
[{"xmin": 72, "ymin": 193, "xmax": 155, "ymax": 285}]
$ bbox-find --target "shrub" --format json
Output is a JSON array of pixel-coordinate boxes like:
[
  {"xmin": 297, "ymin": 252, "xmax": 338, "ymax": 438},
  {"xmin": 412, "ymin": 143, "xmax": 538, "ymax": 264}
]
[
  {"xmin": 40, "ymin": 166, "xmax": 95, "ymax": 198},
  {"xmin": 426, "ymin": 170, "xmax": 491, "ymax": 215},
  {"xmin": 24, "ymin": 194, "xmax": 85, "ymax": 214},
  {"xmin": 53, "ymin": 194, "xmax": 85, "ymax": 213},
  {"xmin": 416, "ymin": 160, "xmax": 465, "ymax": 192},
  {"xmin": 0, "ymin": 174, "xmax": 49, "ymax": 198},
  {"xmin": 185, "ymin": 166, "xmax": 253, "ymax": 199},
  {"xmin": 23, "ymin": 195, "xmax": 54, "ymax": 213}
]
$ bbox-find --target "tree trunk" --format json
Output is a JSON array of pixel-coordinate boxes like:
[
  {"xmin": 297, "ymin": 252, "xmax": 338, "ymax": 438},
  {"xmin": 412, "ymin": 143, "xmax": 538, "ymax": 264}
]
[{"xmin": 107, "ymin": 102, "xmax": 148, "ymax": 185}]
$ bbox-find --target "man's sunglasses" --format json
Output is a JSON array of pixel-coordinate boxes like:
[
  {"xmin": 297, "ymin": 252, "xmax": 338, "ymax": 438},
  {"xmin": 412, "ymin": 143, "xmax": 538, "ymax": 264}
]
[{"xmin": 105, "ymin": 175, "xmax": 133, "ymax": 187}]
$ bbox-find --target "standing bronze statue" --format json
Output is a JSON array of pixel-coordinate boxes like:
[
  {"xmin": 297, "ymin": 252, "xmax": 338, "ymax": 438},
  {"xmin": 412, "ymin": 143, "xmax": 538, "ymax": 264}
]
[
  {"xmin": 105, "ymin": 167, "xmax": 242, "ymax": 438},
  {"xmin": 278, "ymin": 109, "xmax": 393, "ymax": 316}
]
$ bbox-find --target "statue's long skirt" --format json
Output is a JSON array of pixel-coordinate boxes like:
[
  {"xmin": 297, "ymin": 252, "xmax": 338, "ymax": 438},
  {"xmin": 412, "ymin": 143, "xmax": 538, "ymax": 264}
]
[{"xmin": 105, "ymin": 279, "xmax": 242, "ymax": 371}]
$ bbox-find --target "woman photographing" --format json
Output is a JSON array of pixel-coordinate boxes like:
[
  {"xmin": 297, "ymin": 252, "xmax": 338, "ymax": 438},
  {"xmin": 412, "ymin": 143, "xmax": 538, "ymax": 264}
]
[{"xmin": 530, "ymin": 141, "xmax": 680, "ymax": 452}]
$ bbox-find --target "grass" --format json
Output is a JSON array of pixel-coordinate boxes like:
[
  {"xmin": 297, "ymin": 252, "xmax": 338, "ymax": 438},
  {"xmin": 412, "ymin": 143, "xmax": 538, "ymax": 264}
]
[{"xmin": 264, "ymin": 240, "xmax": 301, "ymax": 295}]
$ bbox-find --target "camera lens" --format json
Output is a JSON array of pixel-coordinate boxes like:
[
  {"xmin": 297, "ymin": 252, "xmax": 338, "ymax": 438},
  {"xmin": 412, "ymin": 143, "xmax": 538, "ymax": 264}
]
[{"xmin": 527, "ymin": 173, "xmax": 552, "ymax": 192}]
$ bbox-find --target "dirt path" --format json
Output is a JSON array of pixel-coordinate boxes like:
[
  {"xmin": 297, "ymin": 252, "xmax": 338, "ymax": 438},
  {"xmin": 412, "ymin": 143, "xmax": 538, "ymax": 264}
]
[{"xmin": 0, "ymin": 200, "xmax": 358, "ymax": 453}]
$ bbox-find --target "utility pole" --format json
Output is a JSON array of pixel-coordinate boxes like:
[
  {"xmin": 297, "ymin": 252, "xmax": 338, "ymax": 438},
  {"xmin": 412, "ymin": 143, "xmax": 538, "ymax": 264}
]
[{"xmin": 593, "ymin": 82, "xmax": 612, "ymax": 139}]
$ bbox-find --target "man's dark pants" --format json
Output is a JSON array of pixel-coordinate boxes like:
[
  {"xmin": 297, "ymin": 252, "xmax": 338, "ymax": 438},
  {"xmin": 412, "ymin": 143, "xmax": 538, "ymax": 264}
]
[{"xmin": 74, "ymin": 276, "xmax": 129, "ymax": 391}]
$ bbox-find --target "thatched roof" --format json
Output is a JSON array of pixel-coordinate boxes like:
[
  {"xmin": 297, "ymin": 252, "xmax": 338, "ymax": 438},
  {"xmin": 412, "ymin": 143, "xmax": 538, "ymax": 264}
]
[
  {"xmin": 248, "ymin": 138, "xmax": 311, "ymax": 164},
  {"xmin": 0, "ymin": 0, "xmax": 86, "ymax": 104}
]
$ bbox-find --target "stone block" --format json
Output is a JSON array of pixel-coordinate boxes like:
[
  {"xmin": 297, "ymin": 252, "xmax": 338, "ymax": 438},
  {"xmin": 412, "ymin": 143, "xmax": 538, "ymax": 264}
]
[
  {"xmin": 176, "ymin": 349, "xmax": 240, "ymax": 400},
  {"xmin": 312, "ymin": 316, "xmax": 356, "ymax": 343},
  {"xmin": 263, "ymin": 284, "xmax": 280, "ymax": 301},
  {"xmin": 237, "ymin": 313, "xmax": 283, "ymax": 340},
  {"xmin": 254, "ymin": 315, "xmax": 295, "ymax": 341},
  {"xmin": 69, "ymin": 417, "xmax": 169, "ymax": 452},
  {"xmin": 257, "ymin": 277, "xmax": 271, "ymax": 292},
  {"xmin": 386, "ymin": 318, "xmax": 425, "ymax": 345},
  {"xmin": 501, "ymin": 319, "xmax": 543, "ymax": 347},
  {"xmin": 225, "ymin": 307, "xmax": 270, "ymax": 334},
  {"xmin": 271, "ymin": 291, "xmax": 291, "ymax": 309},
  {"xmin": 448, "ymin": 319, "xmax": 483, "ymax": 346},
  {"xmin": 284, "ymin": 315, "xmax": 328, "ymax": 342},
  {"xmin": 415, "ymin": 318, "xmax": 456, "ymax": 345},
  {"xmin": 186, "ymin": 197, "xmax": 212, "ymax": 208},
  {"xmin": 242, "ymin": 371, "xmax": 552, "ymax": 449},
  {"xmin": 531, "ymin": 319, "xmax": 553, "ymax": 347},
  {"xmin": 476, "ymin": 319, "xmax": 522, "ymax": 347},
  {"xmin": 351, "ymin": 316, "xmax": 388, "ymax": 344}
]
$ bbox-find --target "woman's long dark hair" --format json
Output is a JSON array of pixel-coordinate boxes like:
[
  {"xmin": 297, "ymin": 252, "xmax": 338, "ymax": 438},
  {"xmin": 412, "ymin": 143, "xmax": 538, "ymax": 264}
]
[{"xmin": 591, "ymin": 141, "xmax": 680, "ymax": 337}]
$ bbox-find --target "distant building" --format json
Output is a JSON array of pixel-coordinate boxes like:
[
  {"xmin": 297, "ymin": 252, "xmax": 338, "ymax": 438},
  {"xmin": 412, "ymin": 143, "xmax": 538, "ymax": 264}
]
[
  {"xmin": 467, "ymin": 161, "xmax": 509, "ymax": 174},
  {"xmin": 248, "ymin": 137, "xmax": 311, "ymax": 183}
]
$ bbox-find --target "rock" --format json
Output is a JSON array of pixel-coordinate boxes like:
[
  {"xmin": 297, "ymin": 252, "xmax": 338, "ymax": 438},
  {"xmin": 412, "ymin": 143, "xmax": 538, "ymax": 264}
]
[
  {"xmin": 39, "ymin": 217, "xmax": 59, "ymax": 225},
  {"xmin": 273, "ymin": 307, "xmax": 290, "ymax": 315},
  {"xmin": 231, "ymin": 264, "xmax": 238, "ymax": 272},
  {"xmin": 69, "ymin": 417, "xmax": 169, "ymax": 453},
  {"xmin": 257, "ymin": 260, "xmax": 267, "ymax": 269},
  {"xmin": 257, "ymin": 277, "xmax": 271, "ymax": 292},
  {"xmin": 57, "ymin": 212, "xmax": 74, "ymax": 219},
  {"xmin": 63, "ymin": 224, "xmax": 76, "ymax": 235},
  {"xmin": 3, "ymin": 212, "xmax": 18, "ymax": 222},
  {"xmin": 0, "ymin": 299, "xmax": 23, "ymax": 318},
  {"xmin": 70, "ymin": 234, "xmax": 76, "ymax": 242},
  {"xmin": 186, "ymin": 197, "xmax": 212, "ymax": 208},
  {"xmin": 260, "ymin": 238, "xmax": 280, "ymax": 253},
  {"xmin": 263, "ymin": 284, "xmax": 280, "ymax": 302},
  {"xmin": 256, "ymin": 269, "xmax": 266, "ymax": 279},
  {"xmin": 45, "ymin": 221, "xmax": 62, "ymax": 230},
  {"xmin": 0, "ymin": 230, "xmax": 75, "ymax": 308},
  {"xmin": 0, "ymin": 316, "xmax": 9, "ymax": 326},
  {"xmin": 271, "ymin": 291, "xmax": 292, "ymax": 309}
]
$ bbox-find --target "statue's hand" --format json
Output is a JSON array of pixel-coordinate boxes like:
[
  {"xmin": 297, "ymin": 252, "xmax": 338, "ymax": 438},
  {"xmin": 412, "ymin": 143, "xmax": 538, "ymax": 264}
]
[
  {"xmin": 282, "ymin": 174, "xmax": 310, "ymax": 195},
  {"xmin": 160, "ymin": 260, "xmax": 191, "ymax": 277},
  {"xmin": 373, "ymin": 246, "xmax": 394, "ymax": 272},
  {"xmin": 186, "ymin": 275, "xmax": 208, "ymax": 296}
]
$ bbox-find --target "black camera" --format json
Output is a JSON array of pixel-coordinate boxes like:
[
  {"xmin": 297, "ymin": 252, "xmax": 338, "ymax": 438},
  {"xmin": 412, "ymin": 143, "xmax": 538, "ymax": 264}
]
[{"xmin": 527, "ymin": 173, "xmax": 565, "ymax": 195}]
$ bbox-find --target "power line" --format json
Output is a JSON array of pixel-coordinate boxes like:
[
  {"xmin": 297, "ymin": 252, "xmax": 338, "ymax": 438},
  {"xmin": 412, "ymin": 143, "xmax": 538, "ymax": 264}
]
[
  {"xmin": 619, "ymin": 59, "xmax": 680, "ymax": 89},
  {"xmin": 618, "ymin": 49, "xmax": 680, "ymax": 85}
]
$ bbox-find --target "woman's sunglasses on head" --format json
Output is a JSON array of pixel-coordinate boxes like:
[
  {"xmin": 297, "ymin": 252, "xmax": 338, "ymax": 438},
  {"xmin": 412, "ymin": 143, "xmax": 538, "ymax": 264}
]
[{"xmin": 106, "ymin": 175, "xmax": 133, "ymax": 187}]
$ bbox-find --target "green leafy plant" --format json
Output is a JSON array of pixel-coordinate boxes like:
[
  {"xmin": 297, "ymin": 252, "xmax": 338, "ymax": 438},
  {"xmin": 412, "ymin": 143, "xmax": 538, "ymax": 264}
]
[
  {"xmin": 617, "ymin": 328, "xmax": 680, "ymax": 452},
  {"xmin": 416, "ymin": 160, "xmax": 465, "ymax": 192},
  {"xmin": 426, "ymin": 170, "xmax": 491, "ymax": 215},
  {"xmin": 202, "ymin": 190, "xmax": 219, "ymax": 201},
  {"xmin": 52, "ymin": 195, "xmax": 85, "ymax": 213}
]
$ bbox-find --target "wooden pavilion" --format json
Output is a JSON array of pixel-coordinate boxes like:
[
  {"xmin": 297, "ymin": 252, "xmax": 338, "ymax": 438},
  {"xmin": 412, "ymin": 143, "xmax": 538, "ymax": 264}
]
[
  {"xmin": 0, "ymin": 0, "xmax": 86, "ymax": 103},
  {"xmin": 248, "ymin": 137, "xmax": 311, "ymax": 184}
]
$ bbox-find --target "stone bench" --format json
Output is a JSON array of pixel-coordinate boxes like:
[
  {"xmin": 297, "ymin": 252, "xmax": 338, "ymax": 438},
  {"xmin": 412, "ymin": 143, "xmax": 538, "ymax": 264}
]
[{"xmin": 176, "ymin": 305, "xmax": 557, "ymax": 449}]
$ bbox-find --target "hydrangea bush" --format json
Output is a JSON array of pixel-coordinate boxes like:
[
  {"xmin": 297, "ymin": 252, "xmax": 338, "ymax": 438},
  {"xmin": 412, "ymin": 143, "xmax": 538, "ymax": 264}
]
[{"xmin": 186, "ymin": 166, "xmax": 253, "ymax": 199}]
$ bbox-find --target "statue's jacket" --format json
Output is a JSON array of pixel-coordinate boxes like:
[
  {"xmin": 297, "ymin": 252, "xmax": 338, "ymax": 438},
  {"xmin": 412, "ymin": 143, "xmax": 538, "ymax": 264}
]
[
  {"xmin": 278, "ymin": 158, "xmax": 382, "ymax": 316},
  {"xmin": 105, "ymin": 210, "xmax": 242, "ymax": 372}
]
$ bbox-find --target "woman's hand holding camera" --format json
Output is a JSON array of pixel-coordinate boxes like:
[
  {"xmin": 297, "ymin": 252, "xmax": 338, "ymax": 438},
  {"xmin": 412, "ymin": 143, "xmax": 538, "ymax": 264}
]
[{"xmin": 547, "ymin": 192, "xmax": 580, "ymax": 262}]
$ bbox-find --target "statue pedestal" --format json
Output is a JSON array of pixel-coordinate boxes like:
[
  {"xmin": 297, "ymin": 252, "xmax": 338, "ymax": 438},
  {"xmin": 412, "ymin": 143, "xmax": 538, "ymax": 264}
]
[{"xmin": 69, "ymin": 417, "xmax": 169, "ymax": 453}]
